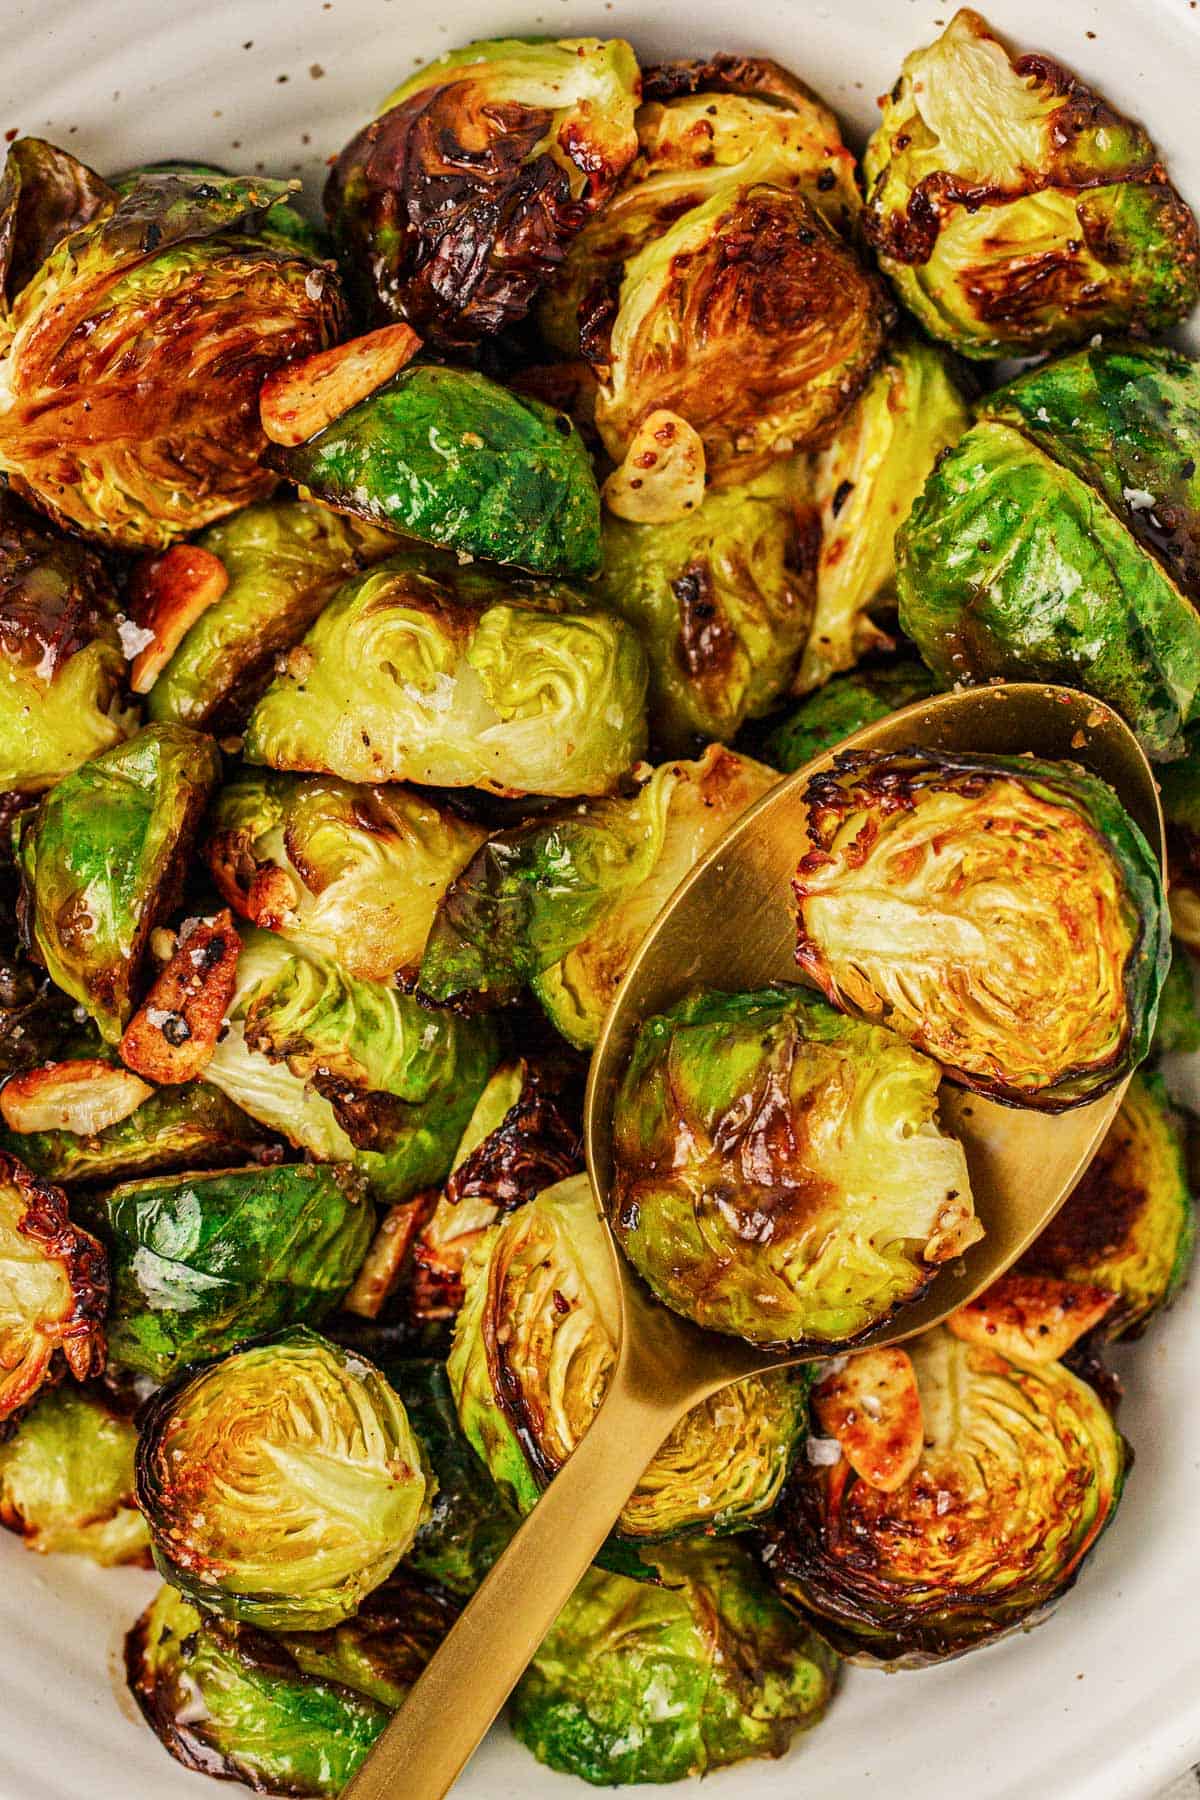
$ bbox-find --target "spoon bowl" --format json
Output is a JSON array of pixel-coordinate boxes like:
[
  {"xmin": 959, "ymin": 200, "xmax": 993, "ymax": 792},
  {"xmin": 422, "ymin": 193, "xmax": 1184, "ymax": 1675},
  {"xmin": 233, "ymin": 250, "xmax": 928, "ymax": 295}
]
[{"xmin": 344, "ymin": 682, "xmax": 1165, "ymax": 1800}]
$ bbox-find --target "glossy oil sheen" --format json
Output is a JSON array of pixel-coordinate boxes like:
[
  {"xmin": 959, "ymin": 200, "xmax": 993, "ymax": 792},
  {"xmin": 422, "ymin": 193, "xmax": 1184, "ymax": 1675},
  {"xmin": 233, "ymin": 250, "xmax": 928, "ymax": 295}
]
[{"xmin": 2, "ymin": 5, "xmax": 1200, "ymax": 1800}]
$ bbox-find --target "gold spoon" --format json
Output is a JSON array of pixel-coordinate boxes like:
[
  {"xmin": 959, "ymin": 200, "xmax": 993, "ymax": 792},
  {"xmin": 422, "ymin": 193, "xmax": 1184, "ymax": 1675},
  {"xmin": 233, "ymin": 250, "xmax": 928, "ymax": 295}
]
[{"xmin": 344, "ymin": 682, "xmax": 1165, "ymax": 1800}]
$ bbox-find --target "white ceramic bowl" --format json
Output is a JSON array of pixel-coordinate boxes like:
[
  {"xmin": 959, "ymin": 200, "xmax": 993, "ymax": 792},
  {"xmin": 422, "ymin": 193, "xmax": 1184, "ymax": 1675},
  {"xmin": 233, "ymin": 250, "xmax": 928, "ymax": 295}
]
[{"xmin": 3, "ymin": 2, "xmax": 1200, "ymax": 1796}]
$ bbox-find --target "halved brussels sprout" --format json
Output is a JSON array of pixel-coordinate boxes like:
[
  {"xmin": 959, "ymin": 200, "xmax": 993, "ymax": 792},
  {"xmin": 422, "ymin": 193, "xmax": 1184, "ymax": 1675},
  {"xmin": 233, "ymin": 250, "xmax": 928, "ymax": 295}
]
[
  {"xmin": 760, "ymin": 1325, "xmax": 1128, "ymax": 1664},
  {"xmin": 761, "ymin": 658, "xmax": 939, "ymax": 773},
  {"xmin": 136, "ymin": 1326, "xmax": 432, "ymax": 1630},
  {"xmin": 0, "ymin": 1381, "xmax": 148, "ymax": 1564},
  {"xmin": 1017, "ymin": 1072, "xmax": 1194, "ymax": 1339},
  {"xmin": 597, "ymin": 185, "xmax": 888, "ymax": 483},
  {"xmin": 0, "ymin": 1078, "xmax": 271, "ymax": 1186},
  {"xmin": 244, "ymin": 552, "xmax": 646, "ymax": 798},
  {"xmin": 420, "ymin": 746, "xmax": 775, "ymax": 1046},
  {"xmin": 0, "ymin": 143, "xmax": 345, "ymax": 548},
  {"xmin": 205, "ymin": 928, "xmax": 499, "ymax": 1202},
  {"xmin": 327, "ymin": 37, "xmax": 640, "ymax": 346},
  {"xmin": 127, "ymin": 1576, "xmax": 456, "ymax": 1797},
  {"xmin": 0, "ymin": 491, "xmax": 136, "ymax": 793},
  {"xmin": 612, "ymin": 986, "xmax": 979, "ymax": 1348},
  {"xmin": 385, "ymin": 1359, "xmax": 518, "ymax": 1596},
  {"xmin": 0, "ymin": 1152, "xmax": 107, "ymax": 1419},
  {"xmin": 539, "ymin": 53, "xmax": 861, "ymax": 362},
  {"xmin": 511, "ymin": 1538, "xmax": 838, "ymax": 1785},
  {"xmin": 145, "ymin": 501, "xmax": 398, "ymax": 732},
  {"xmin": 899, "ymin": 344, "xmax": 1200, "ymax": 756},
  {"xmin": 207, "ymin": 770, "xmax": 487, "ymax": 984},
  {"xmin": 597, "ymin": 463, "xmax": 818, "ymax": 751},
  {"xmin": 793, "ymin": 749, "xmax": 1169, "ymax": 1107},
  {"xmin": 17, "ymin": 724, "xmax": 221, "ymax": 1042},
  {"xmin": 267, "ymin": 365, "xmax": 601, "ymax": 579},
  {"xmin": 862, "ymin": 10, "xmax": 1200, "ymax": 358},
  {"xmin": 794, "ymin": 342, "xmax": 970, "ymax": 694},
  {"xmin": 87, "ymin": 1163, "xmax": 374, "ymax": 1382},
  {"xmin": 412, "ymin": 1055, "xmax": 584, "ymax": 1320},
  {"xmin": 450, "ymin": 1174, "xmax": 808, "ymax": 1538}
]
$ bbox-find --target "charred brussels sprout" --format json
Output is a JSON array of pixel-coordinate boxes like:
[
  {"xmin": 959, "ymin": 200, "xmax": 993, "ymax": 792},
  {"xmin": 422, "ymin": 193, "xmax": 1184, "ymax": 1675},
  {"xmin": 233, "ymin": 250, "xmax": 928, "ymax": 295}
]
[
  {"xmin": 761, "ymin": 1326, "xmax": 1128, "ymax": 1664},
  {"xmin": 205, "ymin": 928, "xmax": 498, "ymax": 1202},
  {"xmin": 597, "ymin": 463, "xmax": 819, "ymax": 751},
  {"xmin": 110, "ymin": 159, "xmax": 326, "ymax": 257},
  {"xmin": 795, "ymin": 342, "xmax": 970, "ymax": 694},
  {"xmin": 793, "ymin": 749, "xmax": 1169, "ymax": 1107},
  {"xmin": 127, "ymin": 1576, "xmax": 457, "ymax": 1796},
  {"xmin": 17, "ymin": 724, "xmax": 221, "ymax": 1042},
  {"xmin": 87, "ymin": 1163, "xmax": 374, "ymax": 1382},
  {"xmin": 327, "ymin": 37, "xmax": 639, "ymax": 346},
  {"xmin": 136, "ymin": 1327, "xmax": 432, "ymax": 1630},
  {"xmin": 612, "ymin": 987, "xmax": 979, "ymax": 1348},
  {"xmin": 1018, "ymin": 1072, "xmax": 1194, "ymax": 1338},
  {"xmin": 146, "ymin": 501, "xmax": 398, "ymax": 732},
  {"xmin": 0, "ymin": 1080, "xmax": 271, "ymax": 1187},
  {"xmin": 0, "ymin": 1152, "xmax": 107, "ymax": 1419},
  {"xmin": 385, "ymin": 1360, "xmax": 518, "ymax": 1596},
  {"xmin": 268, "ymin": 366, "xmax": 602, "ymax": 580},
  {"xmin": 899, "ymin": 344, "xmax": 1200, "ymax": 757},
  {"xmin": 450, "ymin": 1175, "xmax": 809, "ymax": 1538},
  {"xmin": 0, "ymin": 1382, "xmax": 148, "ymax": 1564},
  {"xmin": 761, "ymin": 658, "xmax": 939, "ymax": 773},
  {"xmin": 510, "ymin": 1539, "xmax": 837, "ymax": 1784},
  {"xmin": 420, "ymin": 747, "xmax": 775, "ymax": 1046},
  {"xmin": 538, "ymin": 56, "xmax": 888, "ymax": 480},
  {"xmin": 862, "ymin": 10, "xmax": 1200, "ymax": 358},
  {"xmin": 244, "ymin": 553, "xmax": 646, "ymax": 798},
  {"xmin": 207, "ymin": 770, "xmax": 486, "ymax": 984},
  {"xmin": 0, "ymin": 491, "xmax": 136, "ymax": 793},
  {"xmin": 0, "ymin": 142, "xmax": 344, "ymax": 548}
]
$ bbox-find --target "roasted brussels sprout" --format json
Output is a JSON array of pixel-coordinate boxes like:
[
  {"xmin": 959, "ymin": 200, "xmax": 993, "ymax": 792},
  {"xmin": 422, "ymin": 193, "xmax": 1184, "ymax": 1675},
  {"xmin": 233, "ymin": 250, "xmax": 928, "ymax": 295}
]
[
  {"xmin": 794, "ymin": 749, "xmax": 1169, "ymax": 1108},
  {"xmin": 0, "ymin": 142, "xmax": 345, "ymax": 547},
  {"xmin": 207, "ymin": 770, "xmax": 487, "ymax": 984},
  {"xmin": 244, "ymin": 552, "xmax": 646, "ymax": 798},
  {"xmin": 205, "ymin": 929, "xmax": 499, "ymax": 1203},
  {"xmin": 862, "ymin": 10, "xmax": 1200, "ymax": 358},
  {"xmin": 1160, "ymin": 739, "xmax": 1200, "ymax": 951},
  {"xmin": 136, "ymin": 1327, "xmax": 432, "ymax": 1630},
  {"xmin": 267, "ymin": 365, "xmax": 602, "ymax": 579},
  {"xmin": 0, "ymin": 1381, "xmax": 148, "ymax": 1564},
  {"xmin": 0, "ymin": 491, "xmax": 136, "ymax": 793},
  {"xmin": 898, "ymin": 344, "xmax": 1200, "ymax": 756},
  {"xmin": 612, "ymin": 986, "xmax": 978, "ymax": 1348},
  {"xmin": 385, "ymin": 1360, "xmax": 518, "ymax": 1596},
  {"xmin": 0, "ymin": 1079, "xmax": 271, "ymax": 1186},
  {"xmin": 110, "ymin": 158, "xmax": 326, "ymax": 257},
  {"xmin": 145, "ymin": 501, "xmax": 398, "ymax": 732},
  {"xmin": 327, "ymin": 37, "xmax": 640, "ymax": 346},
  {"xmin": 127, "ymin": 1576, "xmax": 456, "ymax": 1796},
  {"xmin": 597, "ymin": 463, "xmax": 819, "ymax": 751},
  {"xmin": 0, "ymin": 1152, "xmax": 107, "ymax": 1420},
  {"xmin": 760, "ymin": 657, "xmax": 939, "ymax": 773},
  {"xmin": 760, "ymin": 1325, "xmax": 1128, "ymax": 1664},
  {"xmin": 1016, "ymin": 1072, "xmax": 1194, "ymax": 1339},
  {"xmin": 450, "ymin": 1174, "xmax": 809, "ymax": 1538},
  {"xmin": 794, "ymin": 342, "xmax": 970, "ymax": 694},
  {"xmin": 17, "ymin": 724, "xmax": 221, "ymax": 1042},
  {"xmin": 412, "ymin": 1055, "xmax": 584, "ymax": 1319},
  {"xmin": 511, "ymin": 1538, "xmax": 838, "ymax": 1784},
  {"xmin": 87, "ymin": 1163, "xmax": 374, "ymax": 1381},
  {"xmin": 420, "ymin": 746, "xmax": 775, "ymax": 1045}
]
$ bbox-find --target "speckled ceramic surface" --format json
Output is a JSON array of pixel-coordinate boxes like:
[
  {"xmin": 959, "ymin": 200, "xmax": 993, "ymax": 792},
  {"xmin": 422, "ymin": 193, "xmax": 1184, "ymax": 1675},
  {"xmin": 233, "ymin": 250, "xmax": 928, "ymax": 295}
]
[{"xmin": 2, "ymin": 1, "xmax": 1199, "ymax": 1795}]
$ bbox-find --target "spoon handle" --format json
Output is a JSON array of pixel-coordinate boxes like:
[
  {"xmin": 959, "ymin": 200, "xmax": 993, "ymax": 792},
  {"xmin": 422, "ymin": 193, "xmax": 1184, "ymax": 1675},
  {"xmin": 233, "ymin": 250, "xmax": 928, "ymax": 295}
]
[{"xmin": 342, "ymin": 1367, "xmax": 688, "ymax": 1800}]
